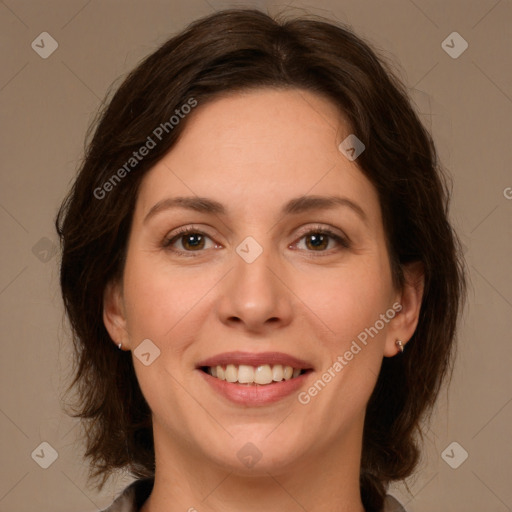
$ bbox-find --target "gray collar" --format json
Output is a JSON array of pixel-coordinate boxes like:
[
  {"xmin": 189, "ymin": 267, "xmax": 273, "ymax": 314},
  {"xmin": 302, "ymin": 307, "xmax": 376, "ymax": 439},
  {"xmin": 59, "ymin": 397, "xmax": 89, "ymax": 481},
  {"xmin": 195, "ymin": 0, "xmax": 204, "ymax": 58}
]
[{"xmin": 101, "ymin": 478, "xmax": 407, "ymax": 512}]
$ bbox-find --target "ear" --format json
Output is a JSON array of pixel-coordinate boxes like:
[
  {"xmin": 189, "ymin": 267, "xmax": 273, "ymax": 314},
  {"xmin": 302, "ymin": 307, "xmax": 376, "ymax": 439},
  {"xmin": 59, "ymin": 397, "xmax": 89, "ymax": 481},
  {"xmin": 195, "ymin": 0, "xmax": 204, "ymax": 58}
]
[
  {"xmin": 103, "ymin": 279, "xmax": 130, "ymax": 350},
  {"xmin": 384, "ymin": 261, "xmax": 425, "ymax": 357}
]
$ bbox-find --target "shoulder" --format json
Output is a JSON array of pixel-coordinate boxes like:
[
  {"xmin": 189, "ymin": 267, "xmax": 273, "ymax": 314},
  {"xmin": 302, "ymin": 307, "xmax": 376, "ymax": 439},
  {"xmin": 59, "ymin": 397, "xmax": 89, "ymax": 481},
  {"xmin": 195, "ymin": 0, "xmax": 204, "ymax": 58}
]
[
  {"xmin": 100, "ymin": 478, "xmax": 154, "ymax": 512},
  {"xmin": 383, "ymin": 494, "xmax": 408, "ymax": 512}
]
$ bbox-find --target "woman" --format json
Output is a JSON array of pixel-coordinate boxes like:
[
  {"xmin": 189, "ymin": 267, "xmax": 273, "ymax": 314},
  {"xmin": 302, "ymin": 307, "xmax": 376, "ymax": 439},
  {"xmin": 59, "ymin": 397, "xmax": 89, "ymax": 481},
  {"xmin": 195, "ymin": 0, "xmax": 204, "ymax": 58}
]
[{"xmin": 56, "ymin": 8, "xmax": 466, "ymax": 512}]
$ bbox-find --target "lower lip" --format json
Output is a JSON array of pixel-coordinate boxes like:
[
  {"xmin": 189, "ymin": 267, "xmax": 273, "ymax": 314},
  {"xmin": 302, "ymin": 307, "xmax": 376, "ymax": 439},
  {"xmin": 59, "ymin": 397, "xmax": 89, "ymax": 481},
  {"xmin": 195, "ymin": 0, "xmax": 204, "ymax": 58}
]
[{"xmin": 198, "ymin": 370, "xmax": 312, "ymax": 406}]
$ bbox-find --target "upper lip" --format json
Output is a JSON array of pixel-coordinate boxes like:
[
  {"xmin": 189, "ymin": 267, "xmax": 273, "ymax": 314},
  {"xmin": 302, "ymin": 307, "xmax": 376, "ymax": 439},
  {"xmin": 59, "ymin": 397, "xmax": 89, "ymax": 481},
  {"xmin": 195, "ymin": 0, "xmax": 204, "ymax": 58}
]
[{"xmin": 196, "ymin": 351, "xmax": 314, "ymax": 370}]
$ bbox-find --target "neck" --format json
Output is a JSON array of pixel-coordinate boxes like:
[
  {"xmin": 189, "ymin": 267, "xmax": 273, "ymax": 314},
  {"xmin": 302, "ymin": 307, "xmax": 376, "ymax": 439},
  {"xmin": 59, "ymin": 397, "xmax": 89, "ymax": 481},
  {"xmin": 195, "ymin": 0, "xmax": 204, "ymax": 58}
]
[{"xmin": 141, "ymin": 419, "xmax": 366, "ymax": 512}]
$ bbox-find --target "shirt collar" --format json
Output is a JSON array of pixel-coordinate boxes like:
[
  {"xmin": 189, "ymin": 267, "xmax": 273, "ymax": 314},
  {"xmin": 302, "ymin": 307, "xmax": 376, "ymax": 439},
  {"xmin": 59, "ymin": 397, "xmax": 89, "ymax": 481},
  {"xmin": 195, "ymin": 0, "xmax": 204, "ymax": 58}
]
[
  {"xmin": 101, "ymin": 477, "xmax": 406, "ymax": 512},
  {"xmin": 101, "ymin": 477, "xmax": 154, "ymax": 512}
]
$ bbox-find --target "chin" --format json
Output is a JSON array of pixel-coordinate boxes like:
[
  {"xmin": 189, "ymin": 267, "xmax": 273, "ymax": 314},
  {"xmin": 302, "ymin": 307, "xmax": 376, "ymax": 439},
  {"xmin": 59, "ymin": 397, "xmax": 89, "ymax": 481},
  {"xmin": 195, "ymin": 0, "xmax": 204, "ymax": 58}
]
[{"xmin": 199, "ymin": 428, "xmax": 305, "ymax": 475}]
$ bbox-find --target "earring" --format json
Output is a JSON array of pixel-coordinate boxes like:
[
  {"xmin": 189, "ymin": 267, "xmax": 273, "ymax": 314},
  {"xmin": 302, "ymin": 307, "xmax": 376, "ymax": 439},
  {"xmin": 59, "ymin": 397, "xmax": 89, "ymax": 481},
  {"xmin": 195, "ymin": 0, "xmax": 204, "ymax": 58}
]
[
  {"xmin": 118, "ymin": 343, "xmax": 122, "ymax": 350},
  {"xmin": 395, "ymin": 339, "xmax": 404, "ymax": 353}
]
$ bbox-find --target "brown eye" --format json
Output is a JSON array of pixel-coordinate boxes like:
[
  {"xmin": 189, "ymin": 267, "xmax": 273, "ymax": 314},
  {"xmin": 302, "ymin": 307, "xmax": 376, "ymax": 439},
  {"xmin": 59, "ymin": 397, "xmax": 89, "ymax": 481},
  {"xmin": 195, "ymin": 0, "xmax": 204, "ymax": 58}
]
[
  {"xmin": 305, "ymin": 233, "xmax": 330, "ymax": 251},
  {"xmin": 179, "ymin": 232, "xmax": 206, "ymax": 251},
  {"xmin": 163, "ymin": 228, "xmax": 215, "ymax": 255},
  {"xmin": 294, "ymin": 228, "xmax": 350, "ymax": 253}
]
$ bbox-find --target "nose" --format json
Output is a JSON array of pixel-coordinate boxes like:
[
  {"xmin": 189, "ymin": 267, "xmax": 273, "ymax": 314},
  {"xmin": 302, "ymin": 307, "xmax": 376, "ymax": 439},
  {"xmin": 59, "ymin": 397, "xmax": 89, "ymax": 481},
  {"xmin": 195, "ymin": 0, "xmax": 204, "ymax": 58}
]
[{"xmin": 215, "ymin": 240, "xmax": 294, "ymax": 334}]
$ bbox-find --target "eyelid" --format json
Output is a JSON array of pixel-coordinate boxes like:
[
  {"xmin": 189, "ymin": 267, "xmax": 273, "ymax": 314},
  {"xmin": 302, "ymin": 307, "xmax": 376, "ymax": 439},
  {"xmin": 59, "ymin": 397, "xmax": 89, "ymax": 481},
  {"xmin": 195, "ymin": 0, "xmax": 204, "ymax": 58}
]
[
  {"xmin": 290, "ymin": 223, "xmax": 351, "ymax": 251},
  {"xmin": 162, "ymin": 225, "xmax": 218, "ymax": 251},
  {"xmin": 166, "ymin": 224, "xmax": 213, "ymax": 238},
  {"xmin": 293, "ymin": 223, "xmax": 349, "ymax": 242}
]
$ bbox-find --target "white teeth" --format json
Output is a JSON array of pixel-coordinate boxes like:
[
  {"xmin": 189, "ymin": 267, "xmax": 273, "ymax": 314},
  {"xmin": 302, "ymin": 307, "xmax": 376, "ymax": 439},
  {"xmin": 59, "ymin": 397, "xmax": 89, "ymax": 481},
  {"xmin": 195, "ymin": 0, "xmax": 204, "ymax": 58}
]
[
  {"xmin": 225, "ymin": 364, "xmax": 237, "ymax": 383},
  {"xmin": 272, "ymin": 364, "xmax": 284, "ymax": 382},
  {"xmin": 206, "ymin": 364, "xmax": 303, "ymax": 385},
  {"xmin": 254, "ymin": 364, "xmax": 273, "ymax": 384},
  {"xmin": 237, "ymin": 364, "xmax": 254, "ymax": 383}
]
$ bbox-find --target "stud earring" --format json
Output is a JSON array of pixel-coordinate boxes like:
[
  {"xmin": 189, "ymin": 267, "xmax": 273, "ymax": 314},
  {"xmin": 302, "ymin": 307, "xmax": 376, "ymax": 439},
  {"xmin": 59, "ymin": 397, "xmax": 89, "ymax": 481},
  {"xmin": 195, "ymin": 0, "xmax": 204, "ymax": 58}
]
[
  {"xmin": 395, "ymin": 339, "xmax": 404, "ymax": 353},
  {"xmin": 118, "ymin": 343, "xmax": 122, "ymax": 350}
]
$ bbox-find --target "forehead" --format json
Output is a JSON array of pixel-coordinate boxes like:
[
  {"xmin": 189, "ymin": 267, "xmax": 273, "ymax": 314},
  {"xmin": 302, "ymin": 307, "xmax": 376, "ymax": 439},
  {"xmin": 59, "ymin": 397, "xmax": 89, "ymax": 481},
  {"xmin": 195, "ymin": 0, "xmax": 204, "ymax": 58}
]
[
  {"xmin": 135, "ymin": 88, "xmax": 380, "ymax": 223},
  {"xmin": 174, "ymin": 87, "xmax": 348, "ymax": 165}
]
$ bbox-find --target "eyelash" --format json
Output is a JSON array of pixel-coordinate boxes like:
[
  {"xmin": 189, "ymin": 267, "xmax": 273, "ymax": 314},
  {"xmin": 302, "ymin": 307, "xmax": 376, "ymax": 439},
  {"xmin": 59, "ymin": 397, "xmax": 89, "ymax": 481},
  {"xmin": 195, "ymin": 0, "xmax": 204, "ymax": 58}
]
[{"xmin": 162, "ymin": 224, "xmax": 350, "ymax": 257}]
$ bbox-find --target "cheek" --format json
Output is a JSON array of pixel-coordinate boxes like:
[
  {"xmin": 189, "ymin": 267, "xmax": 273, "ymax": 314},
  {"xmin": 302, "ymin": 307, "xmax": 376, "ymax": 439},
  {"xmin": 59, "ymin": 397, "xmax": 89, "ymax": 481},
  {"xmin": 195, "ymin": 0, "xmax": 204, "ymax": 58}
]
[
  {"xmin": 299, "ymin": 264, "xmax": 393, "ymax": 419},
  {"xmin": 122, "ymin": 251, "xmax": 219, "ymax": 348},
  {"xmin": 297, "ymin": 259, "xmax": 393, "ymax": 347}
]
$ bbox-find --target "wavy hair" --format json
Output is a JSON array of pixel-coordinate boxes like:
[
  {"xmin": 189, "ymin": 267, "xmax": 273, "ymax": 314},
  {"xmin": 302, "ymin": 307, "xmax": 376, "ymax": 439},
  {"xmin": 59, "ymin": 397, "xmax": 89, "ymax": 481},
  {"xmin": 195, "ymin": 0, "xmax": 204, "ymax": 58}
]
[{"xmin": 55, "ymin": 9, "xmax": 466, "ymax": 511}]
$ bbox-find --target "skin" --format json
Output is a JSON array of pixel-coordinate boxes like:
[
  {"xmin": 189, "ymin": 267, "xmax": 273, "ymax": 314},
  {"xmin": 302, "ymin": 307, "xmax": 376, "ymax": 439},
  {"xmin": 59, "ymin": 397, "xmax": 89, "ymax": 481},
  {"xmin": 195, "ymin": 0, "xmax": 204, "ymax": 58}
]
[{"xmin": 104, "ymin": 88, "xmax": 424, "ymax": 512}]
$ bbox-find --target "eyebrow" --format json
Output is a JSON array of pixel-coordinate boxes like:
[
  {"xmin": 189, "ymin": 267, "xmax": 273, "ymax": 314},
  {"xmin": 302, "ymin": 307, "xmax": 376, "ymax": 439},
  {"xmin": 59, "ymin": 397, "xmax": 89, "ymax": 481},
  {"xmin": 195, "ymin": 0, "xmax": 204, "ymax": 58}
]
[{"xmin": 143, "ymin": 194, "xmax": 368, "ymax": 224}]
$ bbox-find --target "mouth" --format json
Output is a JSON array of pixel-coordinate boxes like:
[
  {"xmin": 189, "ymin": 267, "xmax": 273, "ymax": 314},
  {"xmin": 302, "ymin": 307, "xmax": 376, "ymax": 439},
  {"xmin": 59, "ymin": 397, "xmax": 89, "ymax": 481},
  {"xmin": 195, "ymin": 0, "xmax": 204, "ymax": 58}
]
[
  {"xmin": 199, "ymin": 364, "xmax": 310, "ymax": 385},
  {"xmin": 195, "ymin": 351, "xmax": 314, "ymax": 404}
]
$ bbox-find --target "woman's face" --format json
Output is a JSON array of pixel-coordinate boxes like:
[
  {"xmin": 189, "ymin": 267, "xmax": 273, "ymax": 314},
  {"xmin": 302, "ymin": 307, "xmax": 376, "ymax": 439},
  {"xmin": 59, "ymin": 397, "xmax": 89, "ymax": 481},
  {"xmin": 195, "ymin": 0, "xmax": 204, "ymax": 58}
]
[{"xmin": 105, "ymin": 88, "xmax": 415, "ymax": 476}]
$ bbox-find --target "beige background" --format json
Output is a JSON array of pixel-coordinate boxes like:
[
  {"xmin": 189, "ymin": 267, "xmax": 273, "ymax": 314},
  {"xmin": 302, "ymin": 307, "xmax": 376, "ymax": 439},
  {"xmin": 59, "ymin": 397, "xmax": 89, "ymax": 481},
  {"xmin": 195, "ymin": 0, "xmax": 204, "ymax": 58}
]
[{"xmin": 1, "ymin": 0, "xmax": 511, "ymax": 511}]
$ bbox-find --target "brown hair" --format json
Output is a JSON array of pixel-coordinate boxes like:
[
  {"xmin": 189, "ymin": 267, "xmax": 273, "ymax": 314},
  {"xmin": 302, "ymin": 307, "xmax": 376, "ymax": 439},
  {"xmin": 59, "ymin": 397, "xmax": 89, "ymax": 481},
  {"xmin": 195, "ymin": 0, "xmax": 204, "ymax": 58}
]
[{"xmin": 55, "ymin": 8, "xmax": 466, "ymax": 511}]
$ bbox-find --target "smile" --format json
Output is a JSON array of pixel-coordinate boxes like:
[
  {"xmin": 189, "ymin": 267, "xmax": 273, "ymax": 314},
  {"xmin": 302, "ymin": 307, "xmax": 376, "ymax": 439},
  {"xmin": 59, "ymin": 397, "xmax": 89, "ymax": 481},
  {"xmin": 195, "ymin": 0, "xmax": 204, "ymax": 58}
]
[
  {"xmin": 196, "ymin": 351, "xmax": 314, "ymax": 405},
  {"xmin": 201, "ymin": 364, "xmax": 307, "ymax": 385}
]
